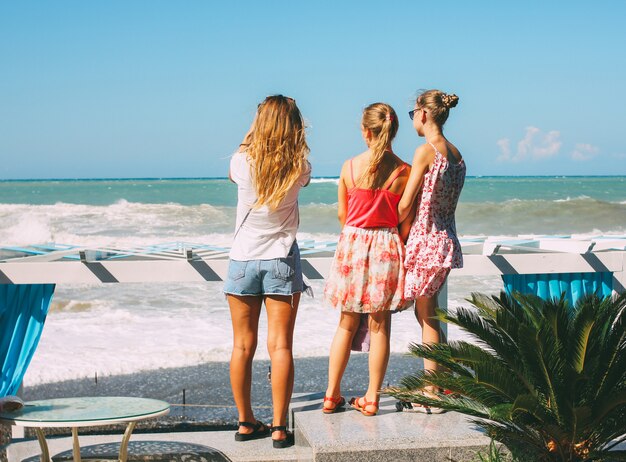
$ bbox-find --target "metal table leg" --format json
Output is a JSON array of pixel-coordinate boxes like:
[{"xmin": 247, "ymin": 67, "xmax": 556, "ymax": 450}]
[
  {"xmin": 71, "ymin": 427, "xmax": 82, "ymax": 462},
  {"xmin": 118, "ymin": 421, "xmax": 136, "ymax": 462},
  {"xmin": 34, "ymin": 428, "xmax": 50, "ymax": 462}
]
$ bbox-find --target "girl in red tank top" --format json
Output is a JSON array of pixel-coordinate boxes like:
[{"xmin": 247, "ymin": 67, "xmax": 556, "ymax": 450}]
[{"xmin": 322, "ymin": 103, "xmax": 414, "ymax": 416}]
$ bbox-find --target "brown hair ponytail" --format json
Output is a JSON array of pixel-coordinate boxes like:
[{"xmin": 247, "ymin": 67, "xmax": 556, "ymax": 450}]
[{"xmin": 359, "ymin": 102, "xmax": 399, "ymax": 188}]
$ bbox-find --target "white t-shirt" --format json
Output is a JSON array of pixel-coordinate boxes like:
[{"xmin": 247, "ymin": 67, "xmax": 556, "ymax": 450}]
[{"xmin": 229, "ymin": 151, "xmax": 311, "ymax": 260}]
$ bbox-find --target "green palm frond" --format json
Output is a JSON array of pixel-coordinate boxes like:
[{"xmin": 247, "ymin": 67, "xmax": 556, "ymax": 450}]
[
  {"xmin": 408, "ymin": 340, "xmax": 532, "ymax": 397},
  {"xmin": 473, "ymin": 421, "xmax": 550, "ymax": 461},
  {"xmin": 399, "ymin": 371, "xmax": 517, "ymax": 408},
  {"xmin": 440, "ymin": 306, "xmax": 522, "ymax": 367},
  {"xmin": 386, "ymin": 385, "xmax": 492, "ymax": 418},
  {"xmin": 406, "ymin": 342, "xmax": 474, "ymax": 377},
  {"xmin": 389, "ymin": 291, "xmax": 626, "ymax": 462},
  {"xmin": 569, "ymin": 300, "xmax": 595, "ymax": 371},
  {"xmin": 591, "ymin": 294, "xmax": 626, "ymax": 398}
]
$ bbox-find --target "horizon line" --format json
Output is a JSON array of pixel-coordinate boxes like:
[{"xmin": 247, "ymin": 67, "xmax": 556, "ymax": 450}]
[{"xmin": 1, "ymin": 175, "xmax": 625, "ymax": 182}]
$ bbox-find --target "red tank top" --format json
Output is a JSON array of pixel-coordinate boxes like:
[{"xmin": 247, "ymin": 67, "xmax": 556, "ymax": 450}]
[{"xmin": 345, "ymin": 161, "xmax": 407, "ymax": 229}]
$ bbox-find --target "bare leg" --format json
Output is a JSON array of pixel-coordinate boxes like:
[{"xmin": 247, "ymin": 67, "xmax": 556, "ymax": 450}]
[
  {"xmin": 415, "ymin": 295, "xmax": 441, "ymax": 394},
  {"xmin": 363, "ymin": 310, "xmax": 391, "ymax": 413},
  {"xmin": 324, "ymin": 311, "xmax": 360, "ymax": 411},
  {"xmin": 265, "ymin": 293, "xmax": 300, "ymax": 441},
  {"xmin": 228, "ymin": 294, "xmax": 262, "ymax": 434}
]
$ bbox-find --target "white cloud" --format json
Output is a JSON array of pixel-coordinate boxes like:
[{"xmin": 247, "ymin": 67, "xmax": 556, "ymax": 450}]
[
  {"xmin": 497, "ymin": 126, "xmax": 562, "ymax": 163},
  {"xmin": 571, "ymin": 143, "xmax": 599, "ymax": 162}
]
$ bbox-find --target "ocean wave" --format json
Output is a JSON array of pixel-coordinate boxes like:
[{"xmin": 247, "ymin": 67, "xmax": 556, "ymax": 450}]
[
  {"xmin": 457, "ymin": 198, "xmax": 626, "ymax": 235},
  {"xmin": 0, "ymin": 202, "xmax": 234, "ymax": 247},
  {"xmin": 49, "ymin": 300, "xmax": 97, "ymax": 313},
  {"xmin": 1, "ymin": 197, "xmax": 624, "ymax": 248},
  {"xmin": 309, "ymin": 178, "xmax": 339, "ymax": 185},
  {"xmin": 553, "ymin": 195, "xmax": 592, "ymax": 202}
]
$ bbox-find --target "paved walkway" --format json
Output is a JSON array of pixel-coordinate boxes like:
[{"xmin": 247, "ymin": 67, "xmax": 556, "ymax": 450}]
[{"xmin": 6, "ymin": 393, "xmax": 490, "ymax": 462}]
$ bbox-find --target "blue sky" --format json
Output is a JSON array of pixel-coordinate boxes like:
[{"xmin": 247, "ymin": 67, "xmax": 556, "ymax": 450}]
[{"xmin": 1, "ymin": 1, "xmax": 625, "ymax": 179}]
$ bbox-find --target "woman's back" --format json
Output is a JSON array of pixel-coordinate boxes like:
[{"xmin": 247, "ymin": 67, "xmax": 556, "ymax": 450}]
[
  {"xmin": 343, "ymin": 152, "xmax": 408, "ymax": 229},
  {"xmin": 415, "ymin": 142, "xmax": 465, "ymax": 236},
  {"xmin": 230, "ymin": 151, "xmax": 311, "ymax": 260}
]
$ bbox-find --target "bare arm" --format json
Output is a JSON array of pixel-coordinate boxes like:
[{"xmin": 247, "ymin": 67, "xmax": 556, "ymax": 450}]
[
  {"xmin": 302, "ymin": 160, "xmax": 312, "ymax": 188},
  {"xmin": 337, "ymin": 161, "xmax": 350, "ymax": 228},
  {"xmin": 399, "ymin": 189, "xmax": 418, "ymax": 242},
  {"xmin": 398, "ymin": 145, "xmax": 431, "ymax": 222}
]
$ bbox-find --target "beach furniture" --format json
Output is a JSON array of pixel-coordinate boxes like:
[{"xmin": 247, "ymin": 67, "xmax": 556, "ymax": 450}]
[{"xmin": 0, "ymin": 396, "xmax": 169, "ymax": 462}]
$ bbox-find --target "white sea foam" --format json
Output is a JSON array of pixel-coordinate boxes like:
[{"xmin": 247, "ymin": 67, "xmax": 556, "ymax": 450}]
[
  {"xmin": 2, "ymin": 197, "xmax": 626, "ymax": 248},
  {"xmin": 309, "ymin": 178, "xmax": 340, "ymax": 185},
  {"xmin": 22, "ymin": 275, "xmax": 499, "ymax": 385},
  {"xmin": 0, "ymin": 202, "xmax": 234, "ymax": 247},
  {"xmin": 553, "ymin": 195, "xmax": 592, "ymax": 202}
]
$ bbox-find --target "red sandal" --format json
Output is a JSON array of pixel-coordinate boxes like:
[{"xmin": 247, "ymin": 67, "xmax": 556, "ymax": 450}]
[
  {"xmin": 349, "ymin": 396, "xmax": 379, "ymax": 416},
  {"xmin": 322, "ymin": 395, "xmax": 346, "ymax": 414}
]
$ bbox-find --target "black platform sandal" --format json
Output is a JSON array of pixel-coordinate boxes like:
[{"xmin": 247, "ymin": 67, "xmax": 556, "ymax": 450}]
[
  {"xmin": 270, "ymin": 425, "xmax": 294, "ymax": 448},
  {"xmin": 234, "ymin": 420, "xmax": 270, "ymax": 441}
]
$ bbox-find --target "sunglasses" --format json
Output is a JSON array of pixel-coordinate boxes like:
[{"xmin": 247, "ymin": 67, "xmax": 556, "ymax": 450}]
[{"xmin": 408, "ymin": 108, "xmax": 422, "ymax": 120}]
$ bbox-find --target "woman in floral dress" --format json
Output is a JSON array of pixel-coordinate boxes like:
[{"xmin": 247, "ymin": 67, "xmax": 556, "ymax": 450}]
[{"xmin": 398, "ymin": 90, "xmax": 466, "ymax": 413}]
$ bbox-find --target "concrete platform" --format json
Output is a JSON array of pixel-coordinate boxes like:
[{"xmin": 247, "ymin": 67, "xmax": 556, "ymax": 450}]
[
  {"xmin": 4, "ymin": 392, "xmax": 490, "ymax": 462},
  {"xmin": 293, "ymin": 392, "xmax": 490, "ymax": 462},
  {"xmin": 6, "ymin": 430, "xmax": 309, "ymax": 462}
]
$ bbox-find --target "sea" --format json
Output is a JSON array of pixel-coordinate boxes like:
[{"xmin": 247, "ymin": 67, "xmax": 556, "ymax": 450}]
[{"xmin": 1, "ymin": 176, "xmax": 625, "ymax": 386}]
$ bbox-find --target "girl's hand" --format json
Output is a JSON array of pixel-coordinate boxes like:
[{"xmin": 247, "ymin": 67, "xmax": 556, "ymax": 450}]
[
  {"xmin": 337, "ymin": 160, "xmax": 350, "ymax": 228},
  {"xmin": 398, "ymin": 145, "xmax": 432, "ymax": 222},
  {"xmin": 399, "ymin": 199, "xmax": 418, "ymax": 242}
]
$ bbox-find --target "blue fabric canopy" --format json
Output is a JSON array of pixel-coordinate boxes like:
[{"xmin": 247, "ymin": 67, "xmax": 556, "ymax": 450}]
[
  {"xmin": 502, "ymin": 272, "xmax": 612, "ymax": 306},
  {"xmin": 0, "ymin": 284, "xmax": 55, "ymax": 396}
]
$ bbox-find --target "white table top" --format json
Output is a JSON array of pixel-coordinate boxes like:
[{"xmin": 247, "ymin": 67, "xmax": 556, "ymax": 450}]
[{"xmin": 0, "ymin": 396, "xmax": 170, "ymax": 428}]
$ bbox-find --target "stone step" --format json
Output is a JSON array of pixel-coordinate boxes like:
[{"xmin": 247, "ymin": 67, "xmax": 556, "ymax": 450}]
[{"xmin": 291, "ymin": 392, "xmax": 491, "ymax": 462}]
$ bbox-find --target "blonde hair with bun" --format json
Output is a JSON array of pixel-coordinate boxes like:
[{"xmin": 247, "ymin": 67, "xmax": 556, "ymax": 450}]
[
  {"xmin": 359, "ymin": 102, "xmax": 399, "ymax": 188},
  {"xmin": 416, "ymin": 90, "xmax": 459, "ymax": 127}
]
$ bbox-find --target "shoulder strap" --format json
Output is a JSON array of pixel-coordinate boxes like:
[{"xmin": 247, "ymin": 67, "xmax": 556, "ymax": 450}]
[
  {"xmin": 233, "ymin": 202, "xmax": 256, "ymax": 241},
  {"xmin": 383, "ymin": 164, "xmax": 408, "ymax": 190},
  {"xmin": 349, "ymin": 159, "xmax": 356, "ymax": 188}
]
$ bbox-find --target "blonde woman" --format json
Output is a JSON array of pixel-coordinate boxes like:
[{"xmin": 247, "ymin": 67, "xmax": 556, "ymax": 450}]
[
  {"xmin": 323, "ymin": 103, "xmax": 412, "ymax": 417},
  {"xmin": 225, "ymin": 95, "xmax": 311, "ymax": 448},
  {"xmin": 398, "ymin": 90, "xmax": 465, "ymax": 413}
]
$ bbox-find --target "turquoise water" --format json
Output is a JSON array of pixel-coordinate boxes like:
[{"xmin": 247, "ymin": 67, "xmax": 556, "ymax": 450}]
[
  {"xmin": 1, "ymin": 176, "xmax": 625, "ymax": 206},
  {"xmin": 0, "ymin": 176, "xmax": 624, "ymax": 240}
]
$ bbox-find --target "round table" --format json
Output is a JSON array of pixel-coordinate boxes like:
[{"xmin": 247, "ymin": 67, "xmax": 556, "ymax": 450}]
[{"xmin": 0, "ymin": 396, "xmax": 170, "ymax": 462}]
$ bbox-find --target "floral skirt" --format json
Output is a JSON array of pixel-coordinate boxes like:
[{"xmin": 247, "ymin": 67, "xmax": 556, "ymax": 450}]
[
  {"xmin": 405, "ymin": 266, "xmax": 450, "ymax": 299},
  {"xmin": 324, "ymin": 226, "xmax": 411, "ymax": 313},
  {"xmin": 404, "ymin": 231, "xmax": 461, "ymax": 299}
]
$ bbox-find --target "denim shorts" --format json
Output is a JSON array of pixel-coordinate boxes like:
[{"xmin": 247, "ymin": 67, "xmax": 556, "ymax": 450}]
[{"xmin": 223, "ymin": 242, "xmax": 305, "ymax": 296}]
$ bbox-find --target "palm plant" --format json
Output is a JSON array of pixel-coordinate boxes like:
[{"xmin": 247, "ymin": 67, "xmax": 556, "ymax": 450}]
[
  {"xmin": 473, "ymin": 440, "xmax": 512, "ymax": 462},
  {"xmin": 385, "ymin": 292, "xmax": 626, "ymax": 461}
]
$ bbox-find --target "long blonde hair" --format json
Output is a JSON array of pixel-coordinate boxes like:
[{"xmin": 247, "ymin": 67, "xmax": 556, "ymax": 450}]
[
  {"xmin": 359, "ymin": 102, "xmax": 399, "ymax": 189},
  {"xmin": 244, "ymin": 95, "xmax": 309, "ymax": 210}
]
